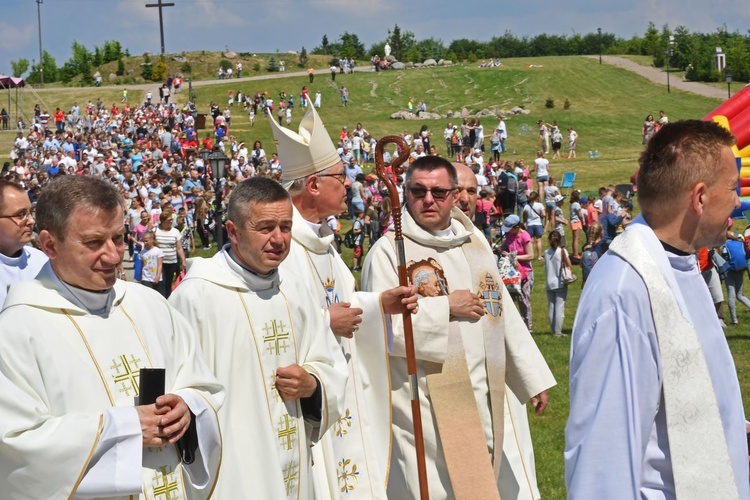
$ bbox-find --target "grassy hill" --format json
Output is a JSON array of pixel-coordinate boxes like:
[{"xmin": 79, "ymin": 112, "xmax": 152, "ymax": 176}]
[{"xmin": 1, "ymin": 56, "xmax": 745, "ymax": 499}]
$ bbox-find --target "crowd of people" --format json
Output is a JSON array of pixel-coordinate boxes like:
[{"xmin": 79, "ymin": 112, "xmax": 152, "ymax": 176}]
[{"xmin": 0, "ymin": 74, "xmax": 747, "ymax": 500}]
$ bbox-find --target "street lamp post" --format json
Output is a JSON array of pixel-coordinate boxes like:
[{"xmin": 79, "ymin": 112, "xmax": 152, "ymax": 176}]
[
  {"xmin": 726, "ymin": 71, "xmax": 733, "ymax": 99},
  {"xmin": 598, "ymin": 28, "xmax": 602, "ymax": 64},
  {"xmin": 36, "ymin": 0, "xmax": 44, "ymax": 86},
  {"xmin": 207, "ymin": 148, "xmax": 228, "ymax": 250},
  {"xmin": 666, "ymin": 35, "xmax": 674, "ymax": 93}
]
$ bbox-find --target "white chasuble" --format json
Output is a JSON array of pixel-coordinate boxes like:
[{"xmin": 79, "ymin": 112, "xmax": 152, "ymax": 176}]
[
  {"xmin": 0, "ymin": 264, "xmax": 223, "ymax": 500},
  {"xmin": 169, "ymin": 250, "xmax": 347, "ymax": 500},
  {"xmin": 362, "ymin": 208, "xmax": 555, "ymax": 500},
  {"xmin": 282, "ymin": 207, "xmax": 391, "ymax": 500}
]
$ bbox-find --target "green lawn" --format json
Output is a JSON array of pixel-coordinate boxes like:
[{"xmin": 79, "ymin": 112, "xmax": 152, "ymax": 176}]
[{"xmin": 7, "ymin": 55, "xmax": 749, "ymax": 499}]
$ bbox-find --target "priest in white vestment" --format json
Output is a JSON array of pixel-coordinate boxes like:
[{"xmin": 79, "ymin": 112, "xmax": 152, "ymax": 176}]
[
  {"xmin": 169, "ymin": 177, "xmax": 348, "ymax": 499},
  {"xmin": 0, "ymin": 176, "xmax": 223, "ymax": 500},
  {"xmin": 363, "ymin": 157, "xmax": 555, "ymax": 499},
  {"xmin": 268, "ymin": 101, "xmax": 418, "ymax": 499},
  {"xmin": 454, "ymin": 162, "xmax": 548, "ymax": 500},
  {"xmin": 566, "ymin": 120, "xmax": 750, "ymax": 499},
  {"xmin": 0, "ymin": 180, "xmax": 47, "ymax": 306}
]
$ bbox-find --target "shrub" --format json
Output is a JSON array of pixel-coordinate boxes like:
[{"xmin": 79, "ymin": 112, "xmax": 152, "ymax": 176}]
[
  {"xmin": 545, "ymin": 97, "xmax": 555, "ymax": 109},
  {"xmin": 253, "ymin": 62, "xmax": 261, "ymax": 72},
  {"xmin": 267, "ymin": 56, "xmax": 279, "ymax": 72},
  {"xmin": 219, "ymin": 59, "xmax": 232, "ymax": 71},
  {"xmin": 563, "ymin": 98, "xmax": 571, "ymax": 110}
]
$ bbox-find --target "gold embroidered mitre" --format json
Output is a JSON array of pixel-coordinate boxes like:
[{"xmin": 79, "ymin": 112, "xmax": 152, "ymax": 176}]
[{"xmin": 268, "ymin": 100, "xmax": 340, "ymax": 181}]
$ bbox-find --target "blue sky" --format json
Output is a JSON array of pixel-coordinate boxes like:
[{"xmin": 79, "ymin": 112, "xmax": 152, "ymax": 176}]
[{"xmin": 1, "ymin": 0, "xmax": 748, "ymax": 77}]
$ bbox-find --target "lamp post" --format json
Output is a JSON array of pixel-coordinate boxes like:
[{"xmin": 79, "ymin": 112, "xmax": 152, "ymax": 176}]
[
  {"xmin": 726, "ymin": 70, "xmax": 732, "ymax": 99},
  {"xmin": 207, "ymin": 147, "xmax": 228, "ymax": 249},
  {"xmin": 36, "ymin": 0, "xmax": 44, "ymax": 86},
  {"xmin": 666, "ymin": 35, "xmax": 674, "ymax": 93},
  {"xmin": 598, "ymin": 28, "xmax": 602, "ymax": 64}
]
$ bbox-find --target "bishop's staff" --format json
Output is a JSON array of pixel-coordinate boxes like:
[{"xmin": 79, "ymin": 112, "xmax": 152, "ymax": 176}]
[{"xmin": 375, "ymin": 136, "xmax": 429, "ymax": 500}]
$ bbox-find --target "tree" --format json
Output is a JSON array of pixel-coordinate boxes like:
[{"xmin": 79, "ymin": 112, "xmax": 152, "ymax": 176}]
[
  {"xmin": 267, "ymin": 56, "xmax": 280, "ymax": 72},
  {"xmin": 10, "ymin": 58, "xmax": 29, "ymax": 78},
  {"xmin": 299, "ymin": 46, "xmax": 308, "ymax": 67},
  {"xmin": 116, "ymin": 57, "xmax": 125, "ymax": 76},
  {"xmin": 321, "ymin": 34, "xmax": 329, "ymax": 53},
  {"xmin": 387, "ymin": 24, "xmax": 416, "ymax": 61},
  {"xmin": 339, "ymin": 32, "xmax": 366, "ymax": 60},
  {"xmin": 141, "ymin": 55, "xmax": 153, "ymax": 80},
  {"xmin": 26, "ymin": 51, "xmax": 58, "ymax": 84},
  {"xmin": 218, "ymin": 59, "xmax": 232, "ymax": 71},
  {"xmin": 152, "ymin": 57, "xmax": 167, "ymax": 82}
]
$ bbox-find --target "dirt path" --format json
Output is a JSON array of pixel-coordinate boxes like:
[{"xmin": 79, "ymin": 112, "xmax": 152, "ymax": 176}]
[{"xmin": 586, "ymin": 55, "xmax": 726, "ymax": 99}]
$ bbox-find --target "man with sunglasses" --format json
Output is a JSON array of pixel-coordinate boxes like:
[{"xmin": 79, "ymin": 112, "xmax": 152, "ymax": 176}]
[
  {"xmin": 269, "ymin": 102, "xmax": 417, "ymax": 499},
  {"xmin": 363, "ymin": 156, "xmax": 554, "ymax": 499},
  {"xmin": 0, "ymin": 180, "xmax": 47, "ymax": 306}
]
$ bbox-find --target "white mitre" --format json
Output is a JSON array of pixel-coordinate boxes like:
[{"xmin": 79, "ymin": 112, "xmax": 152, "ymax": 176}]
[{"xmin": 268, "ymin": 100, "xmax": 340, "ymax": 183}]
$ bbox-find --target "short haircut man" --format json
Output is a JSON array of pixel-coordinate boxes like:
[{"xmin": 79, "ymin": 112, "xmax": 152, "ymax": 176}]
[
  {"xmin": 0, "ymin": 175, "xmax": 223, "ymax": 498},
  {"xmin": 363, "ymin": 154, "xmax": 554, "ymax": 498},
  {"xmin": 169, "ymin": 176, "xmax": 348, "ymax": 498},
  {"xmin": 0, "ymin": 180, "xmax": 47, "ymax": 306},
  {"xmin": 565, "ymin": 120, "xmax": 748, "ymax": 498}
]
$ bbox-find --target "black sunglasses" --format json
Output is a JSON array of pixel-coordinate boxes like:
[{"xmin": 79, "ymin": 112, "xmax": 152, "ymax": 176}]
[{"xmin": 407, "ymin": 186, "xmax": 455, "ymax": 201}]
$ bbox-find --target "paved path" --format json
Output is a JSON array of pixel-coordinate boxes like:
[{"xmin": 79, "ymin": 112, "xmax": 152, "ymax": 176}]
[{"xmin": 586, "ymin": 55, "xmax": 726, "ymax": 99}]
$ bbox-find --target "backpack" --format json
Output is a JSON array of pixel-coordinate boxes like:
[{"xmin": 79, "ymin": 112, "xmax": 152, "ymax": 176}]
[
  {"xmin": 723, "ymin": 239, "xmax": 748, "ymax": 271},
  {"xmin": 450, "ymin": 134, "xmax": 459, "ymax": 145},
  {"xmin": 580, "ymin": 248, "xmax": 599, "ymax": 281},
  {"xmin": 343, "ymin": 229, "xmax": 356, "ymax": 249}
]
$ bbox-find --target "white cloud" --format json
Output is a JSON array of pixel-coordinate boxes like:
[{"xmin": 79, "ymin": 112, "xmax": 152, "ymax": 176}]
[{"xmin": 0, "ymin": 23, "xmax": 35, "ymax": 51}]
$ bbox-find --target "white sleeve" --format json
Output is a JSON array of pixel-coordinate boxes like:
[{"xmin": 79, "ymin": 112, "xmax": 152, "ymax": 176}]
[
  {"xmin": 173, "ymin": 388, "xmax": 222, "ymax": 490},
  {"xmin": 76, "ymin": 406, "xmax": 143, "ymax": 498}
]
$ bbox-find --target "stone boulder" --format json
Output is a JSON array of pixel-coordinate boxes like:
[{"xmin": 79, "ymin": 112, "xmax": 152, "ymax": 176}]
[
  {"xmin": 423, "ymin": 59, "xmax": 437, "ymax": 66},
  {"xmin": 391, "ymin": 62, "xmax": 405, "ymax": 70},
  {"xmin": 224, "ymin": 51, "xmax": 237, "ymax": 59},
  {"xmin": 520, "ymin": 109, "xmax": 531, "ymax": 115},
  {"xmin": 510, "ymin": 106, "xmax": 524, "ymax": 115},
  {"xmin": 385, "ymin": 55, "xmax": 397, "ymax": 63},
  {"xmin": 443, "ymin": 60, "xmax": 453, "ymax": 67},
  {"xmin": 461, "ymin": 107, "xmax": 470, "ymax": 118},
  {"xmin": 438, "ymin": 59, "xmax": 445, "ymax": 66},
  {"xmin": 422, "ymin": 112, "xmax": 442, "ymax": 120},
  {"xmin": 414, "ymin": 63, "xmax": 423, "ymax": 68},
  {"xmin": 390, "ymin": 111, "xmax": 411, "ymax": 119},
  {"xmin": 445, "ymin": 110, "xmax": 454, "ymax": 118},
  {"xmin": 405, "ymin": 61, "xmax": 414, "ymax": 68},
  {"xmin": 172, "ymin": 55, "xmax": 187, "ymax": 63},
  {"xmin": 108, "ymin": 73, "xmax": 118, "ymax": 82}
]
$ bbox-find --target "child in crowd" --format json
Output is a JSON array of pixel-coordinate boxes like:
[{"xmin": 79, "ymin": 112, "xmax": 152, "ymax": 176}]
[
  {"xmin": 139, "ymin": 232, "xmax": 163, "ymax": 290},
  {"xmin": 352, "ymin": 210, "xmax": 365, "ymax": 271},
  {"xmin": 553, "ymin": 194, "xmax": 568, "ymax": 248}
]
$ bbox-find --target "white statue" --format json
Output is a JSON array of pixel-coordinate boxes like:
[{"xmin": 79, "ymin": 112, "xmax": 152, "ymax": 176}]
[{"xmin": 384, "ymin": 43, "xmax": 391, "ymax": 57}]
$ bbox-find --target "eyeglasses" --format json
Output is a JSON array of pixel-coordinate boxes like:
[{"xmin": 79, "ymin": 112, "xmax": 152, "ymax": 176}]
[
  {"xmin": 0, "ymin": 211, "xmax": 34, "ymax": 225},
  {"xmin": 407, "ymin": 186, "xmax": 455, "ymax": 201},
  {"xmin": 317, "ymin": 172, "xmax": 347, "ymax": 185}
]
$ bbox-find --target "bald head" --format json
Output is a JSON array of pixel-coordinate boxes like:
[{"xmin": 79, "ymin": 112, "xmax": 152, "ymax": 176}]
[{"xmin": 453, "ymin": 162, "xmax": 478, "ymax": 218}]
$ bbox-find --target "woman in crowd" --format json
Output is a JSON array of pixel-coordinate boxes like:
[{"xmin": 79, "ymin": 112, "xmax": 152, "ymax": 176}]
[
  {"xmin": 544, "ymin": 230, "xmax": 571, "ymax": 337},
  {"xmin": 154, "ymin": 211, "xmax": 185, "ymax": 298},
  {"xmin": 642, "ymin": 114, "xmax": 656, "ymax": 144},
  {"xmin": 581, "ymin": 222, "xmax": 606, "ymax": 286},
  {"xmin": 543, "ymin": 177, "xmax": 560, "ymax": 232},
  {"xmin": 500, "ymin": 214, "xmax": 535, "ymax": 331},
  {"xmin": 351, "ymin": 173, "xmax": 366, "ymax": 216},
  {"xmin": 522, "ymin": 191, "xmax": 546, "ymax": 260},
  {"xmin": 569, "ymin": 190, "xmax": 585, "ymax": 258}
]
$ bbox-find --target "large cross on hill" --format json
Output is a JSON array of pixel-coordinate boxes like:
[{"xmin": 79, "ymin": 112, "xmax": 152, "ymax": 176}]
[{"xmin": 145, "ymin": 0, "xmax": 175, "ymax": 56}]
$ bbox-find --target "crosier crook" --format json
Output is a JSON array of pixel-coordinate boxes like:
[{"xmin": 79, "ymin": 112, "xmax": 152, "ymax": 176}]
[{"xmin": 374, "ymin": 135, "xmax": 429, "ymax": 500}]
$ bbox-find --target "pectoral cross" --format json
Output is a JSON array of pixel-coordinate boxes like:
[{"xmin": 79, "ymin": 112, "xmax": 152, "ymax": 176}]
[{"xmin": 145, "ymin": 0, "xmax": 175, "ymax": 56}]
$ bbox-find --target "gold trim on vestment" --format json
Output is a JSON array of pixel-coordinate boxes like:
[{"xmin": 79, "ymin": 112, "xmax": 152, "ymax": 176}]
[
  {"xmin": 377, "ymin": 293, "xmax": 394, "ymax": 490},
  {"xmin": 68, "ymin": 414, "xmax": 104, "ymax": 499}
]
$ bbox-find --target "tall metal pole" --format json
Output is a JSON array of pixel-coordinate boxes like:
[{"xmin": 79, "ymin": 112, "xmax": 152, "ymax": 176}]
[
  {"xmin": 36, "ymin": 0, "xmax": 44, "ymax": 86},
  {"xmin": 598, "ymin": 28, "xmax": 602, "ymax": 64},
  {"xmin": 666, "ymin": 49, "xmax": 670, "ymax": 93}
]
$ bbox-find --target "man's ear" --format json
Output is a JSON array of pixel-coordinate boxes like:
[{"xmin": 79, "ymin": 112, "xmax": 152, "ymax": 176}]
[
  {"xmin": 305, "ymin": 175, "xmax": 320, "ymax": 197},
  {"xmin": 691, "ymin": 182, "xmax": 708, "ymax": 216},
  {"xmin": 38, "ymin": 230, "xmax": 57, "ymax": 259}
]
